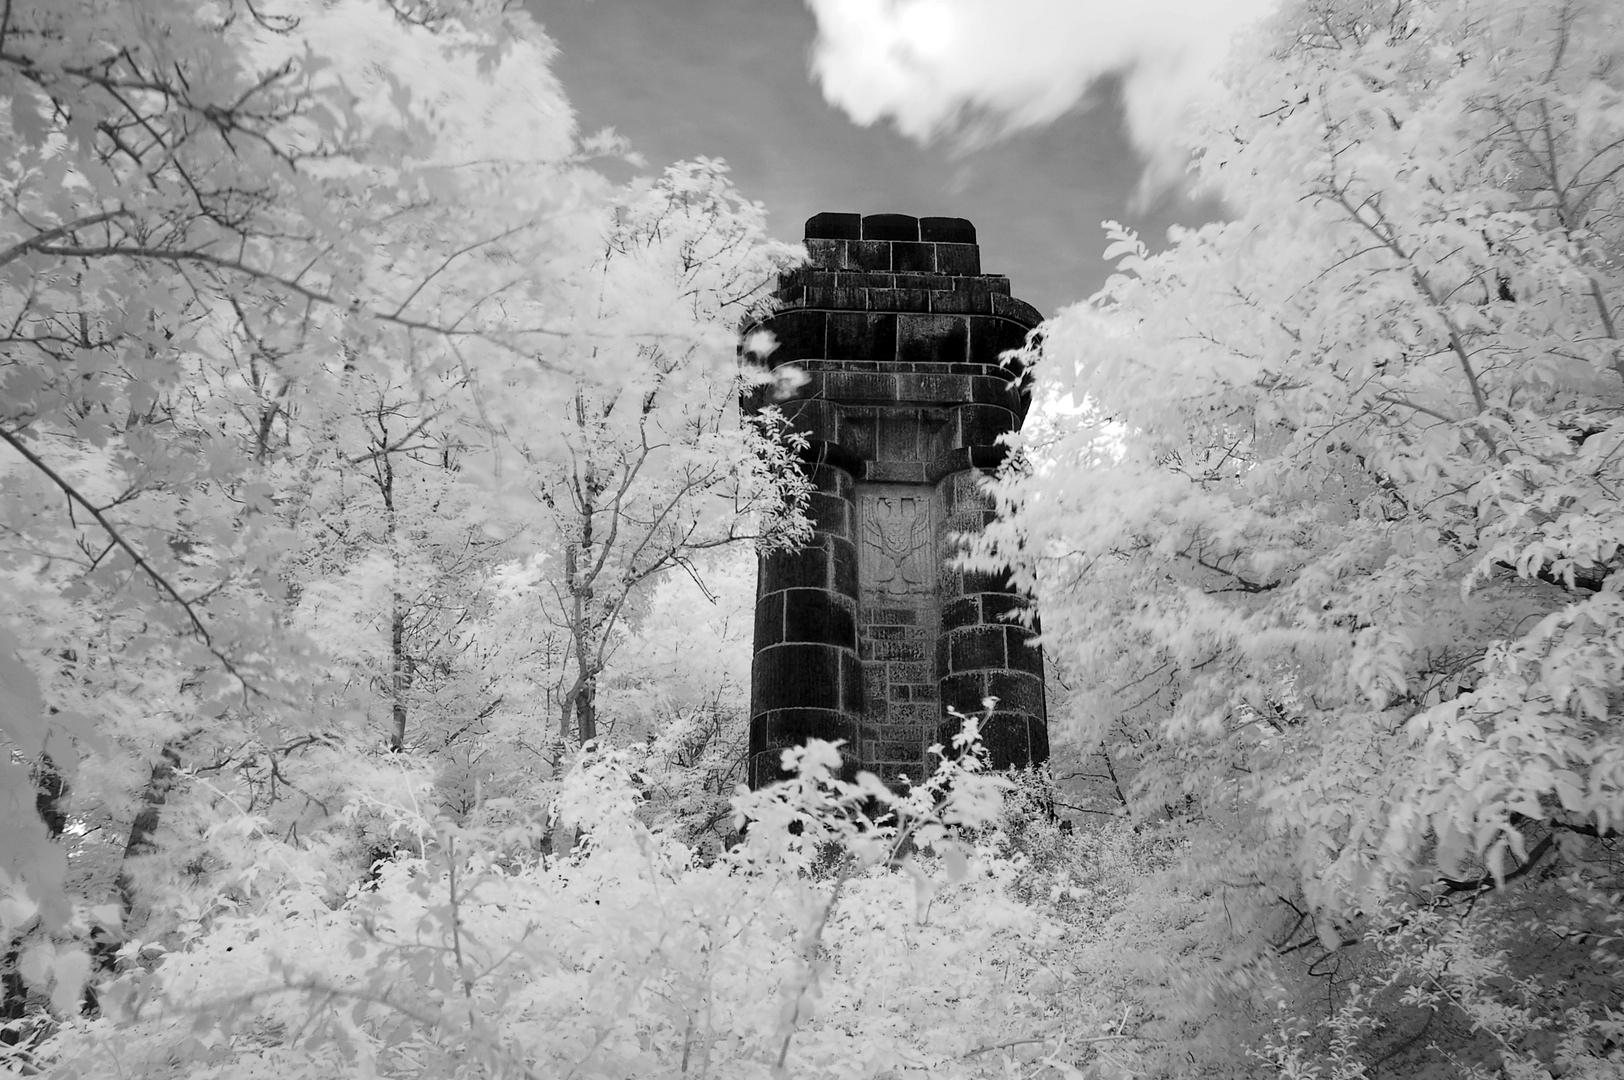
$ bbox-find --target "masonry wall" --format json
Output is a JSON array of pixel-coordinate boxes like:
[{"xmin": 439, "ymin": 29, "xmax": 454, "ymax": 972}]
[{"xmin": 745, "ymin": 212, "xmax": 1046, "ymax": 788}]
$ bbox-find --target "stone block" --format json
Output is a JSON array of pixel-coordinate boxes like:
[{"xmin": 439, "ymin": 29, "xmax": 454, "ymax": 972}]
[
  {"xmin": 831, "ymin": 536, "xmax": 859, "ymax": 596},
  {"xmin": 891, "ymin": 701, "xmax": 939, "ymax": 725},
  {"xmin": 892, "ymin": 242, "xmax": 936, "ymax": 274},
  {"xmin": 897, "ymin": 313, "xmax": 969, "ymax": 365},
  {"xmin": 752, "ymin": 708, "xmax": 853, "ymax": 750},
  {"xmin": 754, "ymin": 644, "xmax": 847, "ymax": 712},
  {"xmin": 865, "ymin": 460, "xmax": 926, "ymax": 483},
  {"xmin": 870, "ymin": 638, "xmax": 926, "ymax": 662},
  {"xmin": 807, "ymin": 286, "xmax": 868, "ymax": 310},
  {"xmin": 980, "ymin": 593, "xmax": 1028, "ymax": 625},
  {"xmin": 754, "ymin": 592, "xmax": 785, "ymax": 648},
  {"xmin": 984, "ymin": 670, "xmax": 1045, "ymax": 716},
  {"xmin": 956, "ymin": 404, "xmax": 1017, "ymax": 449},
  {"xmin": 862, "ymin": 213, "xmax": 920, "ymax": 241},
  {"xmin": 945, "ymin": 625, "xmax": 1002, "ymax": 673},
  {"xmin": 851, "ymin": 240, "xmax": 892, "ymax": 272},
  {"xmin": 780, "ymin": 398, "xmax": 838, "ymax": 444},
  {"xmin": 975, "ymin": 712, "xmax": 1032, "ymax": 771},
  {"xmin": 869, "ymin": 287, "xmax": 930, "ymax": 313},
  {"xmin": 840, "ymin": 649, "xmax": 864, "ymax": 712},
  {"xmin": 871, "ymin": 741, "xmax": 922, "ymax": 762},
  {"xmin": 827, "ymin": 311, "xmax": 898, "ymax": 362},
  {"xmin": 1027, "ymin": 717, "xmax": 1050, "ymax": 762},
  {"xmin": 888, "ymin": 660, "xmax": 932, "ymax": 683},
  {"xmin": 962, "ymin": 565, "xmax": 1016, "ymax": 594},
  {"xmin": 941, "ymin": 509, "xmax": 986, "ymax": 540},
  {"xmin": 824, "ymin": 370, "xmax": 889, "ymax": 404},
  {"xmin": 991, "ymin": 293, "xmax": 1044, "ymax": 326},
  {"xmin": 955, "ymin": 274, "xmax": 1009, "ymax": 295},
  {"xmin": 806, "ymin": 212, "xmax": 862, "ymax": 240},
  {"xmin": 875, "ymin": 414, "xmax": 923, "ymax": 461},
  {"xmin": 938, "ymin": 669, "xmax": 983, "ymax": 707},
  {"xmin": 968, "ymin": 316, "xmax": 1032, "ymax": 366},
  {"xmin": 807, "ymin": 490, "xmax": 851, "ymax": 536},
  {"xmin": 919, "ymin": 216, "xmax": 976, "ymax": 244},
  {"xmin": 809, "ymin": 462, "xmax": 855, "ymax": 500},
  {"xmin": 1004, "ymin": 628, "xmax": 1043, "ymax": 676},
  {"xmin": 939, "ymin": 469, "xmax": 985, "ymax": 511},
  {"xmin": 805, "ymin": 238, "xmax": 851, "ymax": 270},
  {"xmin": 942, "ymin": 597, "xmax": 978, "ymax": 630},
  {"xmin": 750, "ymin": 734, "xmax": 861, "ymax": 786},
  {"xmin": 760, "ymin": 545, "xmax": 828, "ymax": 593},
  {"xmin": 766, "ymin": 309, "xmax": 826, "ymax": 364},
  {"xmin": 928, "ymin": 288, "xmax": 992, "ymax": 315},
  {"xmin": 782, "ymin": 588, "xmax": 857, "ymax": 649},
  {"xmin": 933, "ymin": 242, "xmax": 981, "ymax": 275},
  {"xmin": 837, "ymin": 415, "xmax": 876, "ymax": 460},
  {"xmin": 905, "ymin": 372, "xmax": 973, "ymax": 404}
]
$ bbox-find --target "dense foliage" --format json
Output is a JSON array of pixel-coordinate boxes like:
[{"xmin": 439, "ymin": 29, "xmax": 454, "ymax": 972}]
[
  {"xmin": 0, "ymin": 0, "xmax": 804, "ymax": 1055},
  {"xmin": 980, "ymin": 0, "xmax": 1624, "ymax": 1073},
  {"xmin": 4, "ymin": 0, "xmax": 1621, "ymax": 1077}
]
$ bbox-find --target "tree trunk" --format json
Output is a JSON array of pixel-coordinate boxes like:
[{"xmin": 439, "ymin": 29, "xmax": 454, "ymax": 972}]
[
  {"xmin": 575, "ymin": 675, "xmax": 597, "ymax": 744},
  {"xmin": 114, "ymin": 742, "xmax": 183, "ymax": 925},
  {"xmin": 389, "ymin": 594, "xmax": 411, "ymax": 751},
  {"xmin": 380, "ymin": 439, "xmax": 412, "ymax": 752},
  {"xmin": 561, "ymin": 537, "xmax": 598, "ymax": 746}
]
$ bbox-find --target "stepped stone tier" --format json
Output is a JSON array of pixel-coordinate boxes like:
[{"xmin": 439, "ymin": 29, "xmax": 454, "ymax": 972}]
[{"xmin": 743, "ymin": 211, "xmax": 1048, "ymax": 789}]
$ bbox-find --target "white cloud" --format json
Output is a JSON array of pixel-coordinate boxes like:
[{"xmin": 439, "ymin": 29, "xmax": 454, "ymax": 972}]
[{"xmin": 803, "ymin": 0, "xmax": 1276, "ymax": 190}]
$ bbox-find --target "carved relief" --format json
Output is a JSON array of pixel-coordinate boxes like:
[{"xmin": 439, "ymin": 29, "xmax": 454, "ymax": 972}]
[{"xmin": 860, "ymin": 488, "xmax": 934, "ymax": 596}]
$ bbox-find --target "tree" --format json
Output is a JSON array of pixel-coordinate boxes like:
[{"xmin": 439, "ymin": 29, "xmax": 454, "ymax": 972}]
[
  {"xmin": 976, "ymin": 0, "xmax": 1624, "ymax": 1071},
  {"xmin": 499, "ymin": 159, "xmax": 810, "ymax": 750},
  {"xmin": 0, "ymin": 0, "xmax": 611, "ymax": 1012}
]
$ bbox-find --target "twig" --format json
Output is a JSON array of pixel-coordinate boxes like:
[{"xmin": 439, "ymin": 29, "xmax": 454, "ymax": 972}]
[
  {"xmin": 961, "ymin": 1033, "xmax": 1139, "ymax": 1059},
  {"xmin": 0, "ymin": 209, "xmax": 132, "ymax": 268},
  {"xmin": 0, "ymin": 421, "xmax": 262, "ymax": 696}
]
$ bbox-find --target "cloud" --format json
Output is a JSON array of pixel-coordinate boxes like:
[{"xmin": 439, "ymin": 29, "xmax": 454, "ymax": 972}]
[{"xmin": 803, "ymin": 0, "xmax": 1276, "ymax": 191}]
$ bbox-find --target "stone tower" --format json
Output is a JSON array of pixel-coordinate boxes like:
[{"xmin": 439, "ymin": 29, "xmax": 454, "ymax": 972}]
[{"xmin": 743, "ymin": 212, "xmax": 1047, "ymax": 788}]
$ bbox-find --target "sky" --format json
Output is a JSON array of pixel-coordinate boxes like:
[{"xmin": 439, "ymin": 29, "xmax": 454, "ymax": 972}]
[{"xmin": 527, "ymin": 0, "xmax": 1237, "ymax": 318}]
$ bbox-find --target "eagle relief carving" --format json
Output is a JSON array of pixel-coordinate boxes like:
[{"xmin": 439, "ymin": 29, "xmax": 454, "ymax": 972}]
[{"xmin": 861, "ymin": 490, "xmax": 933, "ymax": 595}]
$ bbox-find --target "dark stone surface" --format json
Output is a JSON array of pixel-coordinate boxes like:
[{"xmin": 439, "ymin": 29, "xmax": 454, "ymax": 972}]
[
  {"xmin": 747, "ymin": 213, "xmax": 1046, "ymax": 788},
  {"xmin": 760, "ymin": 545, "xmax": 829, "ymax": 593},
  {"xmin": 753, "ymin": 643, "xmax": 847, "ymax": 712},
  {"xmin": 806, "ymin": 212, "xmax": 862, "ymax": 240},
  {"xmin": 862, "ymin": 213, "xmax": 920, "ymax": 241},
  {"xmin": 782, "ymin": 588, "xmax": 857, "ymax": 649},
  {"xmin": 755, "ymin": 591, "xmax": 785, "ymax": 647},
  {"xmin": 919, "ymin": 216, "xmax": 977, "ymax": 244},
  {"xmin": 767, "ymin": 309, "xmax": 826, "ymax": 365},
  {"xmin": 933, "ymin": 242, "xmax": 981, "ymax": 275},
  {"xmin": 827, "ymin": 311, "xmax": 897, "ymax": 362},
  {"xmin": 892, "ymin": 242, "xmax": 936, "ymax": 274},
  {"xmin": 898, "ymin": 314, "xmax": 969, "ymax": 365}
]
